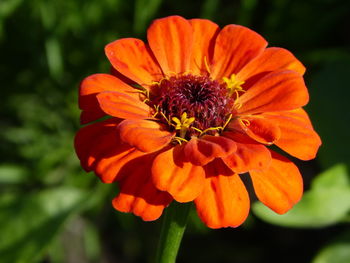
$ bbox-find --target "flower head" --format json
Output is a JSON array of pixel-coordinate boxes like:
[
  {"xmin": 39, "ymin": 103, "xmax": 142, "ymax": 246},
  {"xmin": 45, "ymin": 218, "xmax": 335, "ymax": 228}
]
[{"xmin": 75, "ymin": 16, "xmax": 321, "ymax": 228}]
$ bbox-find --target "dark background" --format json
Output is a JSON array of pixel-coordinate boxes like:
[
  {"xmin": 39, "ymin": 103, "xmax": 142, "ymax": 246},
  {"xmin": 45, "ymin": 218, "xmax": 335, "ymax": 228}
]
[{"xmin": 1, "ymin": 0, "xmax": 350, "ymax": 262}]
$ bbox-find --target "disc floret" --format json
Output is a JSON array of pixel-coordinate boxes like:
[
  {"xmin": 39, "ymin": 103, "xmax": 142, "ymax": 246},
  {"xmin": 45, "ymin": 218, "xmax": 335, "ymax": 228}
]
[{"xmin": 149, "ymin": 74, "xmax": 235, "ymax": 139}]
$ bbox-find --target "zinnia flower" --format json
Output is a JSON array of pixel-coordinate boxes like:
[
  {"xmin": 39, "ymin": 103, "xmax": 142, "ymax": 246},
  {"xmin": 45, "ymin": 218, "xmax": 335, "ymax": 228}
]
[{"xmin": 75, "ymin": 16, "xmax": 321, "ymax": 228}]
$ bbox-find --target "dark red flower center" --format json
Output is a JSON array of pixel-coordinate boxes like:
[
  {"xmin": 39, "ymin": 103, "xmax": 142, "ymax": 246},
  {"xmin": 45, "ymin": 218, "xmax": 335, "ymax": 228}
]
[{"xmin": 150, "ymin": 74, "xmax": 234, "ymax": 138}]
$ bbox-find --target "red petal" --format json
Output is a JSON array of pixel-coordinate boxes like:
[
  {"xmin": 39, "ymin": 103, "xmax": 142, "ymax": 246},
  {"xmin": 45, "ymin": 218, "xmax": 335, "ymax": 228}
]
[
  {"xmin": 105, "ymin": 38, "xmax": 163, "ymax": 86},
  {"xmin": 97, "ymin": 91, "xmax": 150, "ymax": 119},
  {"xmin": 79, "ymin": 74, "xmax": 139, "ymax": 124},
  {"xmin": 147, "ymin": 16, "xmax": 193, "ymax": 75},
  {"xmin": 263, "ymin": 108, "xmax": 321, "ymax": 160},
  {"xmin": 75, "ymin": 118, "xmax": 119, "ymax": 171},
  {"xmin": 222, "ymin": 132, "xmax": 271, "ymax": 173},
  {"xmin": 118, "ymin": 119, "xmax": 174, "ymax": 152},
  {"xmin": 184, "ymin": 135, "xmax": 237, "ymax": 166},
  {"xmin": 237, "ymin": 70, "xmax": 309, "ymax": 115},
  {"xmin": 194, "ymin": 159, "xmax": 250, "ymax": 228},
  {"xmin": 229, "ymin": 116, "xmax": 281, "ymax": 145},
  {"xmin": 237, "ymin": 47, "xmax": 306, "ymax": 86},
  {"xmin": 250, "ymin": 151, "xmax": 303, "ymax": 214},
  {"xmin": 210, "ymin": 24, "xmax": 267, "ymax": 80},
  {"xmin": 113, "ymin": 154, "xmax": 173, "ymax": 221},
  {"xmin": 80, "ymin": 110, "xmax": 105, "ymax": 125},
  {"xmin": 74, "ymin": 118, "xmax": 145, "ymax": 183},
  {"xmin": 189, "ymin": 19, "xmax": 219, "ymax": 75},
  {"xmin": 152, "ymin": 146, "xmax": 206, "ymax": 202}
]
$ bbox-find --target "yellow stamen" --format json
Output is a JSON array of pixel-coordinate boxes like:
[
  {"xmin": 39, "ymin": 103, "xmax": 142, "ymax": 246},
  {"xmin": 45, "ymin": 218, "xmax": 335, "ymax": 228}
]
[
  {"xmin": 204, "ymin": 56, "xmax": 211, "ymax": 74},
  {"xmin": 191, "ymin": 127, "xmax": 203, "ymax": 134},
  {"xmin": 187, "ymin": 113, "xmax": 233, "ymax": 137},
  {"xmin": 239, "ymin": 118, "xmax": 251, "ymax": 127},
  {"xmin": 172, "ymin": 112, "xmax": 195, "ymax": 138},
  {"xmin": 223, "ymin": 74, "xmax": 245, "ymax": 97},
  {"xmin": 152, "ymin": 105, "xmax": 160, "ymax": 118},
  {"xmin": 172, "ymin": 136, "xmax": 188, "ymax": 145},
  {"xmin": 222, "ymin": 114, "xmax": 233, "ymax": 130},
  {"xmin": 159, "ymin": 111, "xmax": 172, "ymax": 126},
  {"xmin": 132, "ymin": 85, "xmax": 150, "ymax": 101},
  {"xmin": 151, "ymin": 75, "xmax": 171, "ymax": 87},
  {"xmin": 234, "ymin": 102, "xmax": 243, "ymax": 110},
  {"xmin": 201, "ymin": 126, "xmax": 223, "ymax": 135}
]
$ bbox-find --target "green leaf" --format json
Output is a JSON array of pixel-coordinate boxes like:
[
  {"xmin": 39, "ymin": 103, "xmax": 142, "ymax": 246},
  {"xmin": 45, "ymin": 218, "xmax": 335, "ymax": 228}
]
[
  {"xmin": 312, "ymin": 232, "xmax": 350, "ymax": 263},
  {"xmin": 253, "ymin": 188, "xmax": 350, "ymax": 228},
  {"xmin": 45, "ymin": 37, "xmax": 63, "ymax": 80},
  {"xmin": 312, "ymin": 164, "xmax": 349, "ymax": 190},
  {"xmin": 0, "ymin": 0, "xmax": 23, "ymax": 18},
  {"xmin": 253, "ymin": 164, "xmax": 350, "ymax": 228},
  {"xmin": 0, "ymin": 164, "xmax": 28, "ymax": 184},
  {"xmin": 0, "ymin": 187, "xmax": 86, "ymax": 263},
  {"xmin": 313, "ymin": 243, "xmax": 350, "ymax": 263},
  {"xmin": 84, "ymin": 220, "xmax": 101, "ymax": 262}
]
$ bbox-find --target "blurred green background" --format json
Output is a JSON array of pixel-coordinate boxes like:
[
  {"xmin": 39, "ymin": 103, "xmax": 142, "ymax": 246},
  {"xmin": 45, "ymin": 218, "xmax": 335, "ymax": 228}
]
[{"xmin": 1, "ymin": 0, "xmax": 350, "ymax": 262}]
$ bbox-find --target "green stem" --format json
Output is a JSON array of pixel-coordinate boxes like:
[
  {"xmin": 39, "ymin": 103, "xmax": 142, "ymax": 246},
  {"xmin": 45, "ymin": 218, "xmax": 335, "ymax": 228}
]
[{"xmin": 155, "ymin": 201, "xmax": 192, "ymax": 263}]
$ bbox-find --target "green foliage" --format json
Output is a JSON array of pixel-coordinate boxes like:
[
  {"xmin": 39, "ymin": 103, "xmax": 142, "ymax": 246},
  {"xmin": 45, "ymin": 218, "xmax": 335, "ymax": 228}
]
[
  {"xmin": 134, "ymin": 0, "xmax": 163, "ymax": 34},
  {"xmin": 0, "ymin": 187, "xmax": 87, "ymax": 263},
  {"xmin": 313, "ymin": 242, "xmax": 350, "ymax": 263},
  {"xmin": 312, "ymin": 231, "xmax": 350, "ymax": 263},
  {"xmin": 253, "ymin": 164, "xmax": 350, "ymax": 228},
  {"xmin": 0, "ymin": 164, "xmax": 28, "ymax": 184},
  {"xmin": 308, "ymin": 61, "xmax": 350, "ymax": 168}
]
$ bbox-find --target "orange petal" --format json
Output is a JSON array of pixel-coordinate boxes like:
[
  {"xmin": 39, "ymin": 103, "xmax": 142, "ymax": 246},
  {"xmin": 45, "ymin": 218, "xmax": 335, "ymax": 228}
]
[
  {"xmin": 229, "ymin": 116, "xmax": 281, "ymax": 145},
  {"xmin": 222, "ymin": 132, "xmax": 271, "ymax": 173},
  {"xmin": 74, "ymin": 118, "xmax": 145, "ymax": 183},
  {"xmin": 97, "ymin": 91, "xmax": 150, "ymax": 119},
  {"xmin": 263, "ymin": 108, "xmax": 321, "ymax": 160},
  {"xmin": 237, "ymin": 47, "xmax": 306, "ymax": 85},
  {"xmin": 194, "ymin": 159, "xmax": 250, "ymax": 228},
  {"xmin": 210, "ymin": 24, "xmax": 267, "ymax": 80},
  {"xmin": 94, "ymin": 147, "xmax": 145, "ymax": 183},
  {"xmin": 118, "ymin": 119, "xmax": 174, "ymax": 152},
  {"xmin": 105, "ymin": 38, "xmax": 163, "ymax": 85},
  {"xmin": 152, "ymin": 146, "xmax": 206, "ymax": 202},
  {"xmin": 237, "ymin": 70, "xmax": 309, "ymax": 115},
  {"xmin": 189, "ymin": 19, "xmax": 219, "ymax": 75},
  {"xmin": 113, "ymin": 154, "xmax": 173, "ymax": 221},
  {"xmin": 250, "ymin": 150, "xmax": 303, "ymax": 214},
  {"xmin": 184, "ymin": 135, "xmax": 237, "ymax": 166},
  {"xmin": 147, "ymin": 16, "xmax": 193, "ymax": 75},
  {"xmin": 79, "ymin": 74, "xmax": 139, "ymax": 124}
]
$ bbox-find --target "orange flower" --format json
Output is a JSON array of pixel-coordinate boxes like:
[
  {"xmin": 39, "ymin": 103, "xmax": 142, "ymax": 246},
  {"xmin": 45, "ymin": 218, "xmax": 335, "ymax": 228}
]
[{"xmin": 75, "ymin": 16, "xmax": 321, "ymax": 228}]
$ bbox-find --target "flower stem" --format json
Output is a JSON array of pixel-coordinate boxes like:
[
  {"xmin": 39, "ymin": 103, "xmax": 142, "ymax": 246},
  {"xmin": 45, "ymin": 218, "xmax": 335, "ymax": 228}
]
[{"xmin": 155, "ymin": 201, "xmax": 192, "ymax": 263}]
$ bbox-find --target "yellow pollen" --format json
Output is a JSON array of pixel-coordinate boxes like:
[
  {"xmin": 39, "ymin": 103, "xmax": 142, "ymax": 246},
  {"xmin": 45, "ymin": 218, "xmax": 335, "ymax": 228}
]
[
  {"xmin": 223, "ymin": 74, "xmax": 245, "ymax": 98},
  {"xmin": 172, "ymin": 112, "xmax": 195, "ymax": 138}
]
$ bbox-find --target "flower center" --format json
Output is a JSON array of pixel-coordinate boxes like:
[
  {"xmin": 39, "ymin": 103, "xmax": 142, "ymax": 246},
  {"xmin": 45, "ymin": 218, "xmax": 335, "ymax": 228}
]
[{"xmin": 150, "ymin": 74, "xmax": 235, "ymax": 139}]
